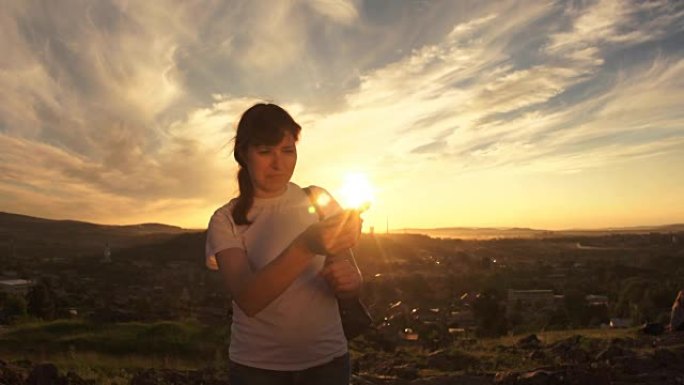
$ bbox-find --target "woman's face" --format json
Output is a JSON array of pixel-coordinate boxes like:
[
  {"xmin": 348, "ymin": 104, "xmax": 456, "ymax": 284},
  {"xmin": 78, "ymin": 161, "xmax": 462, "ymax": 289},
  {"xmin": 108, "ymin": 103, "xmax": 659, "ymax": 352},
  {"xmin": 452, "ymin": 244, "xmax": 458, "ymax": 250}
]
[{"xmin": 244, "ymin": 131, "xmax": 297, "ymax": 198}]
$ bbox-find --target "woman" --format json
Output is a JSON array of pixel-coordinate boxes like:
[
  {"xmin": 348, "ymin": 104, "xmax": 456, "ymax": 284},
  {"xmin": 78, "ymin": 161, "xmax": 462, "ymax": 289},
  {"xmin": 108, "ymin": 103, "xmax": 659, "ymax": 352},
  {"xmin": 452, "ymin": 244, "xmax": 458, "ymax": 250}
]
[
  {"xmin": 670, "ymin": 290, "xmax": 684, "ymax": 332},
  {"xmin": 205, "ymin": 103, "xmax": 363, "ymax": 384}
]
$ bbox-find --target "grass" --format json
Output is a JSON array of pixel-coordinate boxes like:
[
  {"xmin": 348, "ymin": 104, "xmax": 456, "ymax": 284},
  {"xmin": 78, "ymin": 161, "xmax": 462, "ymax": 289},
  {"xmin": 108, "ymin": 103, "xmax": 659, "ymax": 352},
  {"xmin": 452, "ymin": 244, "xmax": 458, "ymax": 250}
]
[
  {"xmin": 0, "ymin": 319, "xmax": 233, "ymax": 384},
  {"xmin": 349, "ymin": 327, "xmax": 644, "ymax": 376},
  {"xmin": 487, "ymin": 327, "xmax": 637, "ymax": 347},
  {"xmin": 2, "ymin": 351, "xmax": 206, "ymax": 385},
  {"xmin": 0, "ymin": 320, "xmax": 650, "ymax": 382},
  {"xmin": 0, "ymin": 318, "xmax": 229, "ymax": 360}
]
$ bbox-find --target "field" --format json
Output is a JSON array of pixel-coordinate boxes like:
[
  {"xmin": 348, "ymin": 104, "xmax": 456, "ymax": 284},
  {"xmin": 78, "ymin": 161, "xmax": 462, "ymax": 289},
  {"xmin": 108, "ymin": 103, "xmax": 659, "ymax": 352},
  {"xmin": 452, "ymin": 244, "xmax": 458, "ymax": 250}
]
[
  {"xmin": 1, "ymin": 212, "xmax": 684, "ymax": 384},
  {"xmin": 2, "ymin": 318, "xmax": 667, "ymax": 385}
]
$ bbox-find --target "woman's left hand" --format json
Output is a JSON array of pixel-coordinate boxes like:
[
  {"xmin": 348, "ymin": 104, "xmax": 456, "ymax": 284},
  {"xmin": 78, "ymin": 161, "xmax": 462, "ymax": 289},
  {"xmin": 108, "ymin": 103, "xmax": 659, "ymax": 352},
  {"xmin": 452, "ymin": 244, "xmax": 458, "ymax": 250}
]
[{"xmin": 320, "ymin": 258, "xmax": 362, "ymax": 298}]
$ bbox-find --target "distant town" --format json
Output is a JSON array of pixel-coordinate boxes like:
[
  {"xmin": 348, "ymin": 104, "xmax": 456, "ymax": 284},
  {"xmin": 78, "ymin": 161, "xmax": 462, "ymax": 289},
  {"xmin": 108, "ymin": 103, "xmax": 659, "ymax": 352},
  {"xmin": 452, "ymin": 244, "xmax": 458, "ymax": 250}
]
[{"xmin": 2, "ymin": 211, "xmax": 683, "ymax": 349}]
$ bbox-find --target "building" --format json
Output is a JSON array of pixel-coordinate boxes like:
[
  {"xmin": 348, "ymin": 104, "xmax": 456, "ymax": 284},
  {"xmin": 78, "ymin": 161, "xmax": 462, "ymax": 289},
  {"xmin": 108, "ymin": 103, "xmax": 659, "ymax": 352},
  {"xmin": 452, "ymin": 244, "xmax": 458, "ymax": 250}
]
[
  {"xmin": 101, "ymin": 242, "xmax": 112, "ymax": 263},
  {"xmin": 508, "ymin": 289, "xmax": 556, "ymax": 307},
  {"xmin": 448, "ymin": 310, "xmax": 475, "ymax": 328},
  {"xmin": 507, "ymin": 289, "xmax": 556, "ymax": 315},
  {"xmin": 586, "ymin": 294, "xmax": 609, "ymax": 307},
  {"xmin": 0, "ymin": 279, "xmax": 33, "ymax": 296},
  {"xmin": 609, "ymin": 318, "xmax": 633, "ymax": 328}
]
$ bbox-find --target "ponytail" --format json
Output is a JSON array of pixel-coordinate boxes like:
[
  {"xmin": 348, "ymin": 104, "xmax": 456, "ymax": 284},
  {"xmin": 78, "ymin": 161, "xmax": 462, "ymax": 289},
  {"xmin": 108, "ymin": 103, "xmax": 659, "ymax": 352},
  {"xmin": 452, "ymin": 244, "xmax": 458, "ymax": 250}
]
[{"xmin": 232, "ymin": 166, "xmax": 254, "ymax": 225}]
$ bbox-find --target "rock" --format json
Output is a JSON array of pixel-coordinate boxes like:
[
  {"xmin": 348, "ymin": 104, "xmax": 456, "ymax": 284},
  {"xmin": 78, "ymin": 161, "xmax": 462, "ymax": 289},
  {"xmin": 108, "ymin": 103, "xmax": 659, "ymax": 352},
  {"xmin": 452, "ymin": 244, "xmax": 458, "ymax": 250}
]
[
  {"xmin": 595, "ymin": 344, "xmax": 629, "ymax": 362},
  {"xmin": 350, "ymin": 373, "xmax": 379, "ymax": 385},
  {"xmin": 563, "ymin": 366, "xmax": 611, "ymax": 385},
  {"xmin": 494, "ymin": 368, "xmax": 554, "ymax": 385},
  {"xmin": 495, "ymin": 344, "xmax": 518, "ymax": 354},
  {"xmin": 391, "ymin": 364, "xmax": 419, "ymax": 380},
  {"xmin": 131, "ymin": 369, "xmax": 189, "ymax": 385},
  {"xmin": 494, "ymin": 366, "xmax": 610, "ymax": 385},
  {"xmin": 528, "ymin": 349, "xmax": 545, "ymax": 361},
  {"xmin": 129, "ymin": 368, "xmax": 230, "ymax": 385},
  {"xmin": 613, "ymin": 355, "xmax": 661, "ymax": 375},
  {"xmin": 425, "ymin": 349, "xmax": 476, "ymax": 371},
  {"xmin": 494, "ymin": 370, "xmax": 517, "ymax": 384},
  {"xmin": 353, "ymin": 373, "xmax": 408, "ymax": 385},
  {"xmin": 516, "ymin": 369, "xmax": 553, "ymax": 385},
  {"xmin": 565, "ymin": 347, "xmax": 590, "ymax": 364},
  {"xmin": 640, "ymin": 322, "xmax": 665, "ymax": 336},
  {"xmin": 13, "ymin": 359, "xmax": 33, "ymax": 369},
  {"xmin": 549, "ymin": 335, "xmax": 581, "ymax": 350},
  {"xmin": 548, "ymin": 335, "xmax": 590, "ymax": 363},
  {"xmin": 365, "ymin": 331, "xmax": 398, "ymax": 352},
  {"xmin": 548, "ymin": 335, "xmax": 580, "ymax": 354},
  {"xmin": 411, "ymin": 374, "xmax": 493, "ymax": 385},
  {"xmin": 612, "ymin": 369, "xmax": 684, "ymax": 385},
  {"xmin": 356, "ymin": 351, "xmax": 381, "ymax": 372},
  {"xmin": 425, "ymin": 350, "xmax": 451, "ymax": 371},
  {"xmin": 654, "ymin": 348, "xmax": 680, "ymax": 368},
  {"xmin": 516, "ymin": 334, "xmax": 541, "ymax": 350},
  {"xmin": 0, "ymin": 360, "xmax": 88, "ymax": 385},
  {"xmin": 0, "ymin": 363, "xmax": 26, "ymax": 385},
  {"xmin": 26, "ymin": 364, "xmax": 59, "ymax": 385},
  {"xmin": 63, "ymin": 371, "xmax": 97, "ymax": 385},
  {"xmin": 608, "ymin": 337, "xmax": 640, "ymax": 349}
]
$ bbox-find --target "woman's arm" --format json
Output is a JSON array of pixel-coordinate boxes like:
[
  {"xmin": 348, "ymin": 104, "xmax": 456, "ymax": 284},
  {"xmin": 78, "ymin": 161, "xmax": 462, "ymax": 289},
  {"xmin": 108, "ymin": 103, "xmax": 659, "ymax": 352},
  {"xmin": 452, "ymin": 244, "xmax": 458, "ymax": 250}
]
[
  {"xmin": 217, "ymin": 212, "xmax": 361, "ymax": 317},
  {"xmin": 322, "ymin": 248, "xmax": 364, "ymax": 299},
  {"xmin": 216, "ymin": 237, "xmax": 315, "ymax": 317},
  {"xmin": 306, "ymin": 185, "xmax": 365, "ymax": 299}
]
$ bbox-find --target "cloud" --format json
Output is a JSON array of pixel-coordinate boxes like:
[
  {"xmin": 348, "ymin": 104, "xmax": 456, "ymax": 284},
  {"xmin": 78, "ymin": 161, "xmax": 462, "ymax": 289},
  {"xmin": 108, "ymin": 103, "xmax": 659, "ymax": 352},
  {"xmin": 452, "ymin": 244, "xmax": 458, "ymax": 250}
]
[
  {"xmin": 411, "ymin": 140, "xmax": 448, "ymax": 154},
  {"xmin": 0, "ymin": 1, "xmax": 185, "ymax": 151},
  {"xmin": 306, "ymin": 0, "xmax": 359, "ymax": 24},
  {"xmin": 1, "ymin": 0, "xmax": 683, "ymax": 228},
  {"xmin": 546, "ymin": 0, "xmax": 684, "ymax": 66}
]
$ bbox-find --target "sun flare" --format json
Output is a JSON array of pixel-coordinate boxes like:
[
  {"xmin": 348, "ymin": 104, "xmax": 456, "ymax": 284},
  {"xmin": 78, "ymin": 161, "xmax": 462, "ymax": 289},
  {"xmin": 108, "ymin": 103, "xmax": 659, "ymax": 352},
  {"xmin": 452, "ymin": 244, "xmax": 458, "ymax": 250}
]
[{"xmin": 337, "ymin": 172, "xmax": 375, "ymax": 211}]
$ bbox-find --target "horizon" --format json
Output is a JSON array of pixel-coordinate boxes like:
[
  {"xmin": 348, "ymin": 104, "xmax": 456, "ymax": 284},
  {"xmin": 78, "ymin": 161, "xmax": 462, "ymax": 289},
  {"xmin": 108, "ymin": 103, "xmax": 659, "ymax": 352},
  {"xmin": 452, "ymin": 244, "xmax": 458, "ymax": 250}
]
[
  {"xmin": 2, "ymin": 209, "xmax": 682, "ymax": 234},
  {"xmin": 1, "ymin": 1, "xmax": 683, "ymax": 230}
]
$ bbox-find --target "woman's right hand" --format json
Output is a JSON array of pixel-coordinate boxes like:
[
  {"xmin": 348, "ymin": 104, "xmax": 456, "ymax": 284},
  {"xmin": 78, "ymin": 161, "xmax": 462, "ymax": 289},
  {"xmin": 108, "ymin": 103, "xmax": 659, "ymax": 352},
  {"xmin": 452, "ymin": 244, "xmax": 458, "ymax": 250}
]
[{"xmin": 301, "ymin": 210, "xmax": 362, "ymax": 255}]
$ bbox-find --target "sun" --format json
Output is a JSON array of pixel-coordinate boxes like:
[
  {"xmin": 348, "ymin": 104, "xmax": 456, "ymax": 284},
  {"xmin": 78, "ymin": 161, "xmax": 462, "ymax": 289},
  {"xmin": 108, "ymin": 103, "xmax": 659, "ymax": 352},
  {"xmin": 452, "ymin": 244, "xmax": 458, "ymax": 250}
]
[{"xmin": 337, "ymin": 172, "xmax": 375, "ymax": 211}]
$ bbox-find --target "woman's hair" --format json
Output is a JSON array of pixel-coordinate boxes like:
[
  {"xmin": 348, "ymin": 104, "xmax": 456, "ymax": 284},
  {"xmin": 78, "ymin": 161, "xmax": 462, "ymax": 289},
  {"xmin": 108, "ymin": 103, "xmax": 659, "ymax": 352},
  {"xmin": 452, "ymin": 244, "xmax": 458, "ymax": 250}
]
[{"xmin": 232, "ymin": 103, "xmax": 301, "ymax": 225}]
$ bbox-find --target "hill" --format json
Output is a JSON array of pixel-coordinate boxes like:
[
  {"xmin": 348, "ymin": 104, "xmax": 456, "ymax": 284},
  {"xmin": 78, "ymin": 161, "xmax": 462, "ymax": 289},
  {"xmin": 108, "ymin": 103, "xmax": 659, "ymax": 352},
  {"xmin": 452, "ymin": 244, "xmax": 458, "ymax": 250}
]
[
  {"xmin": 0, "ymin": 211, "xmax": 199, "ymax": 260},
  {"xmin": 399, "ymin": 223, "xmax": 684, "ymax": 239}
]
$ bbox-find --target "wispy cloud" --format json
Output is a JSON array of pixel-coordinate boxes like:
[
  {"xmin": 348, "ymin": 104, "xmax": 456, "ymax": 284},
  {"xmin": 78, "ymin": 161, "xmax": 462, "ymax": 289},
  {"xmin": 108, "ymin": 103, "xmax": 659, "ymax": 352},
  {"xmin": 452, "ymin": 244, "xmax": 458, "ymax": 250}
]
[{"xmin": 304, "ymin": 0, "xmax": 684, "ymax": 176}]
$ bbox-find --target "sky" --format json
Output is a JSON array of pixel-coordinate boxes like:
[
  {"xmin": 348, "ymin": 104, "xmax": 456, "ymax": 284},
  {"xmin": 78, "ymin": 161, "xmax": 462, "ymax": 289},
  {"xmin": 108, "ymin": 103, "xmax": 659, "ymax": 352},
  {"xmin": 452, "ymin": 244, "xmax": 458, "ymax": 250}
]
[{"xmin": 1, "ymin": 0, "xmax": 683, "ymax": 231}]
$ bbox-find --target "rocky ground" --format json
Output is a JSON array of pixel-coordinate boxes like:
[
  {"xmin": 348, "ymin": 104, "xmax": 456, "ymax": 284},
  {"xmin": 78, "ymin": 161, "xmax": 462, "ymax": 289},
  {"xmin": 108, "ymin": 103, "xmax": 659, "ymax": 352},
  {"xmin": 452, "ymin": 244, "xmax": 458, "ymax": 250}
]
[{"xmin": 2, "ymin": 333, "xmax": 684, "ymax": 385}]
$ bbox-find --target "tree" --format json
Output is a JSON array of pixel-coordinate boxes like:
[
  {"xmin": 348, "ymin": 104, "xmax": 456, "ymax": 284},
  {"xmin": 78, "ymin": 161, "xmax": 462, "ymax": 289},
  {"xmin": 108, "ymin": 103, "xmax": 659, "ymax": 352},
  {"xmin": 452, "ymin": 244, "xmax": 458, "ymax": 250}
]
[
  {"xmin": 1, "ymin": 294, "xmax": 27, "ymax": 322},
  {"xmin": 26, "ymin": 280, "xmax": 57, "ymax": 320},
  {"xmin": 563, "ymin": 289, "xmax": 589, "ymax": 327},
  {"xmin": 472, "ymin": 290, "xmax": 508, "ymax": 337}
]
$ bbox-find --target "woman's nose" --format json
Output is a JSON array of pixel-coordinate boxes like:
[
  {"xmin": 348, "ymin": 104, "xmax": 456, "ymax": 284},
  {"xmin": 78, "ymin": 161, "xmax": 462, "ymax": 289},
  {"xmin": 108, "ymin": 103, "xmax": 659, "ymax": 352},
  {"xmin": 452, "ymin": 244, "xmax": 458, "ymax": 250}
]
[{"xmin": 271, "ymin": 153, "xmax": 283, "ymax": 170}]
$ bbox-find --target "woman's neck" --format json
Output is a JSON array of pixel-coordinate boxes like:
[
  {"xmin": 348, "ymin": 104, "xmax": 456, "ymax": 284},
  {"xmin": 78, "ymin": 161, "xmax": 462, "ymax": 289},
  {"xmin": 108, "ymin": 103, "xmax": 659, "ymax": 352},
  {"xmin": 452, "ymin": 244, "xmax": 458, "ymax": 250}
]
[{"xmin": 253, "ymin": 183, "xmax": 289, "ymax": 199}]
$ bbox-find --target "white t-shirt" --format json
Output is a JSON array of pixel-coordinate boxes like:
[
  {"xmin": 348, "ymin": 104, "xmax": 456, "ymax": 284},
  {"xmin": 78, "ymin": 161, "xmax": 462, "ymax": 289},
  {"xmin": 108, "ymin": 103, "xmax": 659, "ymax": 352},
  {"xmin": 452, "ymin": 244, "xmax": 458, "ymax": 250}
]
[{"xmin": 205, "ymin": 182, "xmax": 347, "ymax": 370}]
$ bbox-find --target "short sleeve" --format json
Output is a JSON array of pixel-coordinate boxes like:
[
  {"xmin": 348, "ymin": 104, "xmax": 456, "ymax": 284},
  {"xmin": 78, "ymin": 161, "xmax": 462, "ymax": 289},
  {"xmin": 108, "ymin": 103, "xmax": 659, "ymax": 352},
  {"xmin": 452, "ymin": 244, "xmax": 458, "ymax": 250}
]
[{"xmin": 205, "ymin": 207, "xmax": 245, "ymax": 270}]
